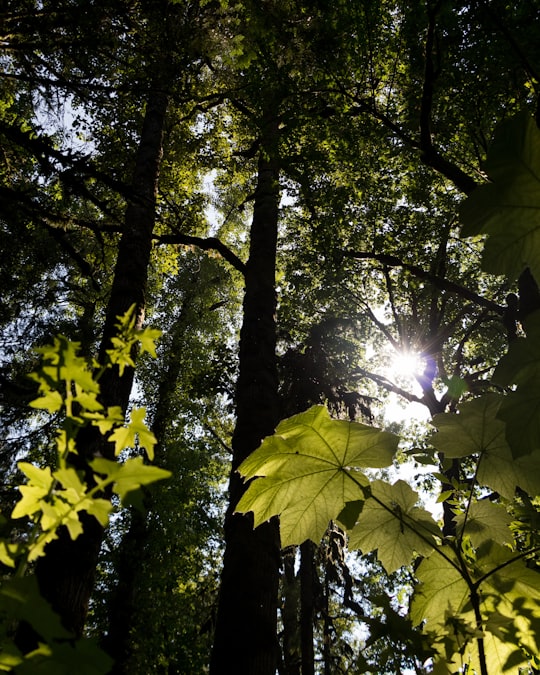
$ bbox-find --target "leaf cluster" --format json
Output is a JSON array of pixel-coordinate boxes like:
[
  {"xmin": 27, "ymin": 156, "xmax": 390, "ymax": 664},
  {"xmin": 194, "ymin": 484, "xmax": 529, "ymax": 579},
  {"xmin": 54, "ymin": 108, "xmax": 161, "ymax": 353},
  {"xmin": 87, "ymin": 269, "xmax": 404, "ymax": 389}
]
[{"xmin": 0, "ymin": 308, "xmax": 169, "ymax": 673}]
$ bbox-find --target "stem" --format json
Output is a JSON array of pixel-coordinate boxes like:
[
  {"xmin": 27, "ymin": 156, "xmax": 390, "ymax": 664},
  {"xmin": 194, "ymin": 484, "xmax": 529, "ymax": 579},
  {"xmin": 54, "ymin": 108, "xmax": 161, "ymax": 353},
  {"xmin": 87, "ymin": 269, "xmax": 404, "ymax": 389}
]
[
  {"xmin": 473, "ymin": 545, "xmax": 540, "ymax": 590},
  {"xmin": 470, "ymin": 585, "xmax": 489, "ymax": 675}
]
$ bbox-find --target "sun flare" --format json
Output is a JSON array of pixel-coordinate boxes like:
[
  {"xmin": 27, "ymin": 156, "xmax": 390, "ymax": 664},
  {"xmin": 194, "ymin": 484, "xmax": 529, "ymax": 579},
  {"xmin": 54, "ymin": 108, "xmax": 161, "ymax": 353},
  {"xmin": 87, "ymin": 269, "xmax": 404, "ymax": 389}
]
[{"xmin": 389, "ymin": 350, "xmax": 425, "ymax": 380}]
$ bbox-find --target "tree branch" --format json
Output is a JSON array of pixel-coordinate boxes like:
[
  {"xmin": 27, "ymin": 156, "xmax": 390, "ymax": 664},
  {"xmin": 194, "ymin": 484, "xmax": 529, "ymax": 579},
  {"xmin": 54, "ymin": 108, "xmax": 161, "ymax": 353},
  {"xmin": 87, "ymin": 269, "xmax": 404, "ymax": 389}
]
[
  {"xmin": 155, "ymin": 233, "xmax": 246, "ymax": 275},
  {"xmin": 342, "ymin": 250, "xmax": 504, "ymax": 315},
  {"xmin": 419, "ymin": 3, "xmax": 479, "ymax": 194},
  {"xmin": 352, "ymin": 367, "xmax": 424, "ymax": 405},
  {"xmin": 0, "ymin": 120, "xmax": 134, "ymax": 202}
]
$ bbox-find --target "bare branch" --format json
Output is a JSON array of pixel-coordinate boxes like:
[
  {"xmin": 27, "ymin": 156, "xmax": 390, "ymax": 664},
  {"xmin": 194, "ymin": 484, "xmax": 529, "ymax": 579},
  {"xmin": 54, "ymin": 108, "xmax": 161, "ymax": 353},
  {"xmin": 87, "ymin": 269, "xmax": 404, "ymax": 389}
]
[
  {"xmin": 155, "ymin": 233, "xmax": 246, "ymax": 275},
  {"xmin": 342, "ymin": 250, "xmax": 504, "ymax": 315},
  {"xmin": 352, "ymin": 367, "xmax": 424, "ymax": 405}
]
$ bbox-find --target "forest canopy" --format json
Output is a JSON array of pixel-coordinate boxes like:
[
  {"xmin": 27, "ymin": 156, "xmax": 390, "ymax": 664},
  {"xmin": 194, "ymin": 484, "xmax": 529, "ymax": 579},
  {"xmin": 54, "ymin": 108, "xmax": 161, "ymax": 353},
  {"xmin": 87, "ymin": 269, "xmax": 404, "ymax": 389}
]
[{"xmin": 1, "ymin": 1, "xmax": 540, "ymax": 674}]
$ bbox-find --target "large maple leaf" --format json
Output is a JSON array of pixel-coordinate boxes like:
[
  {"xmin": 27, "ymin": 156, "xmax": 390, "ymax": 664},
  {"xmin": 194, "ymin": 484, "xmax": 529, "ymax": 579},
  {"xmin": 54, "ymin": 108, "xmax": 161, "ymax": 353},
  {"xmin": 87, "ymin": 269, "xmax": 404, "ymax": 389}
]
[{"xmin": 235, "ymin": 405, "xmax": 398, "ymax": 547}]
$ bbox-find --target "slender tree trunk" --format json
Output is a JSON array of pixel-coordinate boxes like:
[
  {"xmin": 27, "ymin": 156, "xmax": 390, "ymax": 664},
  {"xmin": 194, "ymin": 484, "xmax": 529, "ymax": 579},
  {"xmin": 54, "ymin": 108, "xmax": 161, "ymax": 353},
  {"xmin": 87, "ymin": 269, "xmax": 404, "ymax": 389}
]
[
  {"xmin": 210, "ymin": 108, "xmax": 281, "ymax": 675},
  {"xmin": 300, "ymin": 540, "xmax": 316, "ymax": 675},
  {"xmin": 18, "ymin": 85, "xmax": 169, "ymax": 647},
  {"xmin": 282, "ymin": 547, "xmax": 301, "ymax": 675}
]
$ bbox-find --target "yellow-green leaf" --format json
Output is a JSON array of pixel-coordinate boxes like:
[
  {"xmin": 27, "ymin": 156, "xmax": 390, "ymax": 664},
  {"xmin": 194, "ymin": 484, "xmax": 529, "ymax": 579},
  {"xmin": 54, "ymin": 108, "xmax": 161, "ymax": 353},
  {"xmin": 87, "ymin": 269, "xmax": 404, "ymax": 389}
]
[
  {"xmin": 107, "ymin": 407, "xmax": 156, "ymax": 458},
  {"xmin": 29, "ymin": 390, "xmax": 63, "ymax": 412},
  {"xmin": 236, "ymin": 405, "xmax": 398, "ymax": 547},
  {"xmin": 348, "ymin": 480, "xmax": 441, "ymax": 573},
  {"xmin": 91, "ymin": 456, "xmax": 171, "ymax": 504},
  {"xmin": 137, "ymin": 326, "xmax": 161, "ymax": 358}
]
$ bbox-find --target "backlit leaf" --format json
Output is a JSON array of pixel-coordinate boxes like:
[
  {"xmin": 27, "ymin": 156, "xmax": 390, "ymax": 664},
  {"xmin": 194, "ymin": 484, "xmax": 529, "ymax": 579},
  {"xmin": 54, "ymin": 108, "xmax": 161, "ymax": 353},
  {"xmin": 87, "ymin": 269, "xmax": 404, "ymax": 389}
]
[
  {"xmin": 460, "ymin": 112, "xmax": 540, "ymax": 281},
  {"xmin": 431, "ymin": 393, "xmax": 540, "ymax": 497},
  {"xmin": 411, "ymin": 547, "xmax": 471, "ymax": 630},
  {"xmin": 430, "ymin": 394, "xmax": 506, "ymax": 459},
  {"xmin": 454, "ymin": 501, "xmax": 512, "ymax": 548},
  {"xmin": 107, "ymin": 407, "xmax": 157, "ymax": 458},
  {"xmin": 29, "ymin": 391, "xmax": 63, "ymax": 412},
  {"xmin": 348, "ymin": 479, "xmax": 441, "ymax": 573},
  {"xmin": 91, "ymin": 456, "xmax": 171, "ymax": 504},
  {"xmin": 137, "ymin": 326, "xmax": 161, "ymax": 358},
  {"xmin": 236, "ymin": 405, "xmax": 398, "ymax": 547}
]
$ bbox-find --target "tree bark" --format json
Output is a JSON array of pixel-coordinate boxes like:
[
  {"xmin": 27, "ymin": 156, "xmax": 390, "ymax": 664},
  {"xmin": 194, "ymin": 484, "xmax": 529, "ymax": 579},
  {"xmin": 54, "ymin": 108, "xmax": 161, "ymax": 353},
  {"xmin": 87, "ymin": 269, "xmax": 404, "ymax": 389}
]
[
  {"xmin": 300, "ymin": 541, "xmax": 317, "ymax": 675},
  {"xmin": 210, "ymin": 108, "xmax": 281, "ymax": 675},
  {"xmin": 17, "ymin": 85, "xmax": 169, "ymax": 648}
]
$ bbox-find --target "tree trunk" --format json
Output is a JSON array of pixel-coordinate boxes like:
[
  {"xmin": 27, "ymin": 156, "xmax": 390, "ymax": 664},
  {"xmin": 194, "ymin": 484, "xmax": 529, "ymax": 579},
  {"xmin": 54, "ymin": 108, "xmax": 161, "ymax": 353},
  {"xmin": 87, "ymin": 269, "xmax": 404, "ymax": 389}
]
[
  {"xmin": 282, "ymin": 547, "xmax": 301, "ymax": 675},
  {"xmin": 300, "ymin": 540, "xmax": 317, "ymax": 675},
  {"xmin": 18, "ymin": 85, "xmax": 169, "ymax": 648},
  {"xmin": 210, "ymin": 109, "xmax": 281, "ymax": 675}
]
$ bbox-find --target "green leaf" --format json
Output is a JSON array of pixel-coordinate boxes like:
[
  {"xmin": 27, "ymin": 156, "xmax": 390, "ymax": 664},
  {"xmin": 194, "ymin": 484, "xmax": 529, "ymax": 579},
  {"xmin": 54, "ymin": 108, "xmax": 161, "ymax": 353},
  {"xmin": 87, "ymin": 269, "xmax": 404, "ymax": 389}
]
[
  {"xmin": 73, "ymin": 387, "xmax": 102, "ymax": 412},
  {"xmin": 411, "ymin": 547, "xmax": 471, "ymax": 631},
  {"xmin": 17, "ymin": 463, "xmax": 54, "ymax": 490},
  {"xmin": 12, "ymin": 485, "xmax": 50, "ymax": 520},
  {"xmin": 460, "ymin": 112, "xmax": 540, "ymax": 281},
  {"xmin": 477, "ymin": 544, "xmax": 540, "ymax": 665},
  {"xmin": 454, "ymin": 501, "xmax": 512, "ymax": 548},
  {"xmin": 337, "ymin": 500, "xmax": 363, "ymax": 530},
  {"xmin": 432, "ymin": 393, "xmax": 540, "ymax": 497},
  {"xmin": 430, "ymin": 394, "xmax": 506, "ymax": 459},
  {"xmin": 497, "ymin": 382, "xmax": 540, "ymax": 457},
  {"xmin": 474, "ymin": 630, "xmax": 530, "ymax": 674},
  {"xmin": 16, "ymin": 638, "xmax": 113, "ymax": 675},
  {"xmin": 0, "ymin": 540, "xmax": 19, "ymax": 568},
  {"xmin": 91, "ymin": 456, "xmax": 171, "ymax": 504},
  {"xmin": 413, "ymin": 542, "xmax": 540, "ymax": 670},
  {"xmin": 477, "ymin": 437, "xmax": 540, "ymax": 501},
  {"xmin": 136, "ymin": 326, "xmax": 161, "ymax": 358},
  {"xmin": 493, "ymin": 314, "xmax": 540, "ymax": 387},
  {"xmin": 53, "ymin": 467, "xmax": 86, "ymax": 495},
  {"xmin": 236, "ymin": 405, "xmax": 398, "ymax": 547},
  {"xmin": 107, "ymin": 407, "xmax": 157, "ymax": 458},
  {"xmin": 84, "ymin": 499, "xmax": 113, "ymax": 527},
  {"xmin": 36, "ymin": 336, "xmax": 99, "ymax": 393},
  {"xmin": 86, "ymin": 406, "xmax": 125, "ymax": 434},
  {"xmin": 0, "ymin": 642, "xmax": 23, "ymax": 669},
  {"xmin": 29, "ymin": 390, "xmax": 63, "ymax": 412},
  {"xmin": 348, "ymin": 480, "xmax": 441, "ymax": 573},
  {"xmin": 492, "ymin": 314, "xmax": 540, "ymax": 455},
  {"xmin": 0, "ymin": 576, "xmax": 72, "ymax": 643}
]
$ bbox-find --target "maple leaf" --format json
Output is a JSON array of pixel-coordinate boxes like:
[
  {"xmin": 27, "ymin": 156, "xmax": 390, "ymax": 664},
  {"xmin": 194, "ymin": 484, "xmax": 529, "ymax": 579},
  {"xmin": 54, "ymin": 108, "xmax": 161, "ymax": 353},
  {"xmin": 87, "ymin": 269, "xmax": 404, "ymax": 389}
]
[
  {"xmin": 460, "ymin": 112, "xmax": 540, "ymax": 282},
  {"xmin": 348, "ymin": 479, "xmax": 441, "ymax": 573},
  {"xmin": 91, "ymin": 456, "xmax": 171, "ymax": 505},
  {"xmin": 108, "ymin": 407, "xmax": 157, "ymax": 459},
  {"xmin": 235, "ymin": 405, "xmax": 398, "ymax": 547},
  {"xmin": 431, "ymin": 393, "xmax": 540, "ymax": 497}
]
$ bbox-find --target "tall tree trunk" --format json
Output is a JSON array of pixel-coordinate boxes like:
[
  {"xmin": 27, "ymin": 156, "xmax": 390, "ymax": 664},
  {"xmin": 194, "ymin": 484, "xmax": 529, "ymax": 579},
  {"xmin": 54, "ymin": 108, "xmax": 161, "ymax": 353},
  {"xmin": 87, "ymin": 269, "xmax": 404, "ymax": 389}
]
[
  {"xmin": 299, "ymin": 540, "xmax": 316, "ymax": 675},
  {"xmin": 18, "ymin": 85, "xmax": 169, "ymax": 648},
  {"xmin": 210, "ymin": 108, "xmax": 281, "ymax": 675}
]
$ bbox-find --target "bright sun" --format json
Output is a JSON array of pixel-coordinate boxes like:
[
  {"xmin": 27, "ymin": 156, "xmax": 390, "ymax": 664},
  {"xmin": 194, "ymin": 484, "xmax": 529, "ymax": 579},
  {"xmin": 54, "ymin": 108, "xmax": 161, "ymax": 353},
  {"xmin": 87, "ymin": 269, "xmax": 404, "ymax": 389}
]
[{"xmin": 389, "ymin": 350, "xmax": 425, "ymax": 380}]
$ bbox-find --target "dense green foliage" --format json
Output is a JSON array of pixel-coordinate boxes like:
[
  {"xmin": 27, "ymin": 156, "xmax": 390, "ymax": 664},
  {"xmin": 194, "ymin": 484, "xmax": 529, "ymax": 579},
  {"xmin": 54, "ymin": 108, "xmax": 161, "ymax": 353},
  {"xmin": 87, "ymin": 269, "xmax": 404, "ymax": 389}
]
[{"xmin": 1, "ymin": 1, "xmax": 540, "ymax": 673}]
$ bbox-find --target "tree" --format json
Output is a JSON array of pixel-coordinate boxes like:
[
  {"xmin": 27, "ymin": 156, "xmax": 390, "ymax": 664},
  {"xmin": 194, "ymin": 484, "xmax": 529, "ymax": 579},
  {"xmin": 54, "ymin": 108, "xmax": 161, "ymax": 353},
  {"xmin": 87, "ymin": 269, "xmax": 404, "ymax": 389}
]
[
  {"xmin": 2, "ymin": 1, "xmax": 540, "ymax": 673},
  {"xmin": 1, "ymin": 0, "xmax": 223, "ymax": 646}
]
